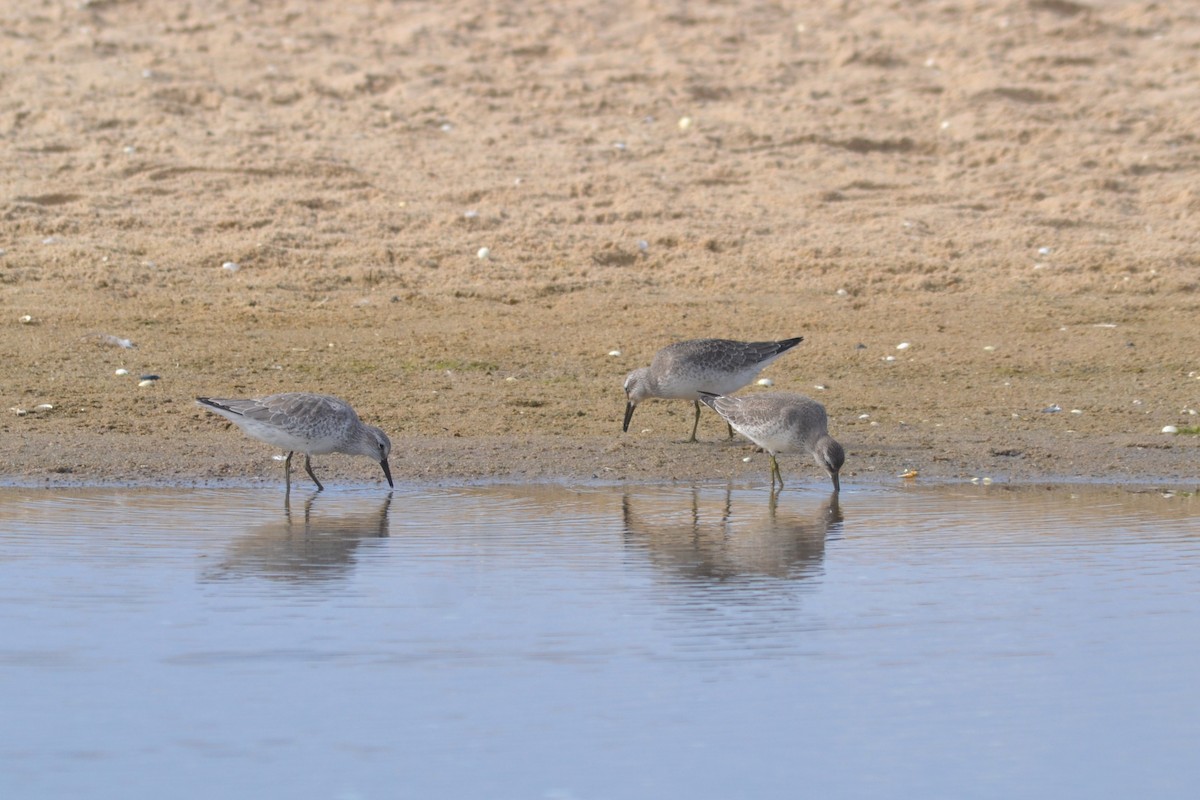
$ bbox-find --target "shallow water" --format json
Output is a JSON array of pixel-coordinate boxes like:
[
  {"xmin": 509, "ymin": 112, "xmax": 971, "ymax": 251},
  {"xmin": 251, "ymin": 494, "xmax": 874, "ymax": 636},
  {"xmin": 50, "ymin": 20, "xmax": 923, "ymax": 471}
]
[{"xmin": 1, "ymin": 483, "xmax": 1198, "ymax": 799}]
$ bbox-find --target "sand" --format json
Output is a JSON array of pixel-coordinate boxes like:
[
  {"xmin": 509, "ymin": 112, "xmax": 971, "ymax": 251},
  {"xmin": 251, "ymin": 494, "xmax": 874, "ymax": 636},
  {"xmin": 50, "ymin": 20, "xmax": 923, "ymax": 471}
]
[{"xmin": 2, "ymin": 0, "xmax": 1198, "ymax": 488}]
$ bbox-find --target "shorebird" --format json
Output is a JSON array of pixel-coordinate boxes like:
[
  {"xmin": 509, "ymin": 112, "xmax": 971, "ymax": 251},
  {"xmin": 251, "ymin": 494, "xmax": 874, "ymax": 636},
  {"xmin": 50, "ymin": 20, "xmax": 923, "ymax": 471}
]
[
  {"xmin": 197, "ymin": 393, "xmax": 393, "ymax": 491},
  {"xmin": 698, "ymin": 391, "xmax": 844, "ymax": 491},
  {"xmin": 622, "ymin": 337, "xmax": 803, "ymax": 442}
]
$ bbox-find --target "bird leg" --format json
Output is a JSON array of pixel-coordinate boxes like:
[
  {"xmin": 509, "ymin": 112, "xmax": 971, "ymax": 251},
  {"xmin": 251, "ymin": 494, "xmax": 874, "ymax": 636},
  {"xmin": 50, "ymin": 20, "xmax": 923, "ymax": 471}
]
[
  {"xmin": 688, "ymin": 400, "xmax": 701, "ymax": 443},
  {"xmin": 304, "ymin": 454, "xmax": 325, "ymax": 491},
  {"xmin": 770, "ymin": 454, "xmax": 784, "ymax": 489},
  {"xmin": 284, "ymin": 451, "xmax": 294, "ymax": 493}
]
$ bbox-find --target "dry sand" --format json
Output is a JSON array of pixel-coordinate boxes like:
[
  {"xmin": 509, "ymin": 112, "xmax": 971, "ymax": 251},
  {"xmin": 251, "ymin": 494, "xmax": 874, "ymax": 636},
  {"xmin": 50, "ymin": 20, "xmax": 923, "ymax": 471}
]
[{"xmin": 2, "ymin": 0, "xmax": 1198, "ymax": 488}]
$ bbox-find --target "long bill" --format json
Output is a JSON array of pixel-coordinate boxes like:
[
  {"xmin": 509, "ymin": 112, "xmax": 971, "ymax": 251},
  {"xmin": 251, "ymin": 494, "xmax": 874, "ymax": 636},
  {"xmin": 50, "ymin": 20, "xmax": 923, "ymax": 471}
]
[
  {"xmin": 622, "ymin": 401, "xmax": 636, "ymax": 433},
  {"xmin": 380, "ymin": 458, "xmax": 394, "ymax": 488}
]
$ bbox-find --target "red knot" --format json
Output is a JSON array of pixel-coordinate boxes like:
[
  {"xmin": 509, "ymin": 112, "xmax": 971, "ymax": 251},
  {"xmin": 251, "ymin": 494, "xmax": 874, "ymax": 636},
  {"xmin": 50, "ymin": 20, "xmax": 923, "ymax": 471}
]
[
  {"xmin": 622, "ymin": 337, "xmax": 804, "ymax": 442},
  {"xmin": 197, "ymin": 393, "xmax": 393, "ymax": 491},
  {"xmin": 699, "ymin": 391, "xmax": 843, "ymax": 491}
]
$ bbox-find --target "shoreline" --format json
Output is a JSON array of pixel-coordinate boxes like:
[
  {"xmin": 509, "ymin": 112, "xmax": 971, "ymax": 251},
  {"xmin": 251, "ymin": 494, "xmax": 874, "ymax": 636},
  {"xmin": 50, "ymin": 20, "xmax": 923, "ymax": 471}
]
[{"xmin": 3, "ymin": 431, "xmax": 1196, "ymax": 491}]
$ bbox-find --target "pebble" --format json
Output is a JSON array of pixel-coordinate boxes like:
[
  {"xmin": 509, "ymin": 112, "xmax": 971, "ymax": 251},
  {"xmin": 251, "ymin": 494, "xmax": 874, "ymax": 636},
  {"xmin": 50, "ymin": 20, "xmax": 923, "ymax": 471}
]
[
  {"xmin": 896, "ymin": 342, "xmax": 911, "ymax": 350},
  {"xmin": 608, "ymin": 350, "xmax": 622, "ymax": 357},
  {"xmin": 10, "ymin": 407, "xmax": 26, "ymax": 416},
  {"xmin": 476, "ymin": 247, "xmax": 490, "ymax": 259},
  {"xmin": 35, "ymin": 404, "xmax": 54, "ymax": 411},
  {"xmin": 1162, "ymin": 425, "xmax": 1179, "ymax": 434},
  {"xmin": 19, "ymin": 315, "xmax": 33, "ymax": 324},
  {"xmin": 115, "ymin": 368, "xmax": 129, "ymax": 376},
  {"xmin": 757, "ymin": 378, "xmax": 773, "ymax": 387},
  {"xmin": 222, "ymin": 261, "xmax": 240, "ymax": 272},
  {"xmin": 678, "ymin": 117, "xmax": 692, "ymax": 130},
  {"xmin": 138, "ymin": 379, "xmax": 156, "ymax": 388},
  {"xmin": 1042, "ymin": 404, "xmax": 1062, "ymax": 413},
  {"xmin": 463, "ymin": 210, "xmax": 479, "ymax": 219}
]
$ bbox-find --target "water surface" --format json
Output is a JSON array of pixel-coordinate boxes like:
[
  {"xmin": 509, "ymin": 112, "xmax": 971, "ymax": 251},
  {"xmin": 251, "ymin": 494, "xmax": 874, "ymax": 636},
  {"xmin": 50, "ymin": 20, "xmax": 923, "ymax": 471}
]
[{"xmin": 1, "ymin": 483, "xmax": 1198, "ymax": 798}]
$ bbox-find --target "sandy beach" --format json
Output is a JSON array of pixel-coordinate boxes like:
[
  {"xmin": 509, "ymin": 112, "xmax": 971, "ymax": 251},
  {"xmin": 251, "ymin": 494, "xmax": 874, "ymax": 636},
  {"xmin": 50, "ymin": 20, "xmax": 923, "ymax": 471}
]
[{"xmin": 2, "ymin": 0, "xmax": 1198, "ymax": 488}]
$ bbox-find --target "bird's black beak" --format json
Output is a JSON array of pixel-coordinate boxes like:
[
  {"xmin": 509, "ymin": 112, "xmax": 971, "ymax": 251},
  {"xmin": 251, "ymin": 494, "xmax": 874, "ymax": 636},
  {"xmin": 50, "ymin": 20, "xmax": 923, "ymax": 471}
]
[
  {"xmin": 831, "ymin": 471, "xmax": 840, "ymax": 493},
  {"xmin": 622, "ymin": 401, "xmax": 636, "ymax": 433},
  {"xmin": 380, "ymin": 459, "xmax": 394, "ymax": 488}
]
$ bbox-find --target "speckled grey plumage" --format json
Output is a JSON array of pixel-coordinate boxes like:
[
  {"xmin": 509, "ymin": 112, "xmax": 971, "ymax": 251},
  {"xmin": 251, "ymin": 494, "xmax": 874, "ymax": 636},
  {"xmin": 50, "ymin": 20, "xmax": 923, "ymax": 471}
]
[
  {"xmin": 197, "ymin": 392, "xmax": 393, "ymax": 491},
  {"xmin": 698, "ymin": 391, "xmax": 844, "ymax": 491},
  {"xmin": 623, "ymin": 337, "xmax": 803, "ymax": 441}
]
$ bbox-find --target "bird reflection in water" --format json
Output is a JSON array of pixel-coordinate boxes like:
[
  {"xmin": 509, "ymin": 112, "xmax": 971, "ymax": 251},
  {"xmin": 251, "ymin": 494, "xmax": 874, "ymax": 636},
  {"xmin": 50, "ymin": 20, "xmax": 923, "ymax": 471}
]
[
  {"xmin": 622, "ymin": 487, "xmax": 842, "ymax": 583},
  {"xmin": 203, "ymin": 492, "xmax": 393, "ymax": 584}
]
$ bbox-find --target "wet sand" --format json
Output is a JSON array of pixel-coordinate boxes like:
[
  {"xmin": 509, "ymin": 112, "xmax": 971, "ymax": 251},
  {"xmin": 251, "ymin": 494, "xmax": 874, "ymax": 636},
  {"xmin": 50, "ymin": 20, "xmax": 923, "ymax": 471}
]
[{"xmin": 2, "ymin": 1, "xmax": 1198, "ymax": 487}]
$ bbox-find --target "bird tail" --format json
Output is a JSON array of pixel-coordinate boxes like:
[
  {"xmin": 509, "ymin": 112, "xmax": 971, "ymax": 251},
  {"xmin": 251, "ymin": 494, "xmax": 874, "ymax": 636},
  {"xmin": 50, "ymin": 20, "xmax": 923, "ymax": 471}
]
[
  {"xmin": 776, "ymin": 336, "xmax": 804, "ymax": 353},
  {"xmin": 196, "ymin": 397, "xmax": 241, "ymax": 416}
]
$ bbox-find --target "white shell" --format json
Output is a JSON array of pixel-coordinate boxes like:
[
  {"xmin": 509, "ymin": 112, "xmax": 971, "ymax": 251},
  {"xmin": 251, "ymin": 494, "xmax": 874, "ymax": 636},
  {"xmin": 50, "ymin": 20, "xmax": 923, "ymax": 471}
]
[{"xmin": 1162, "ymin": 425, "xmax": 1179, "ymax": 434}]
